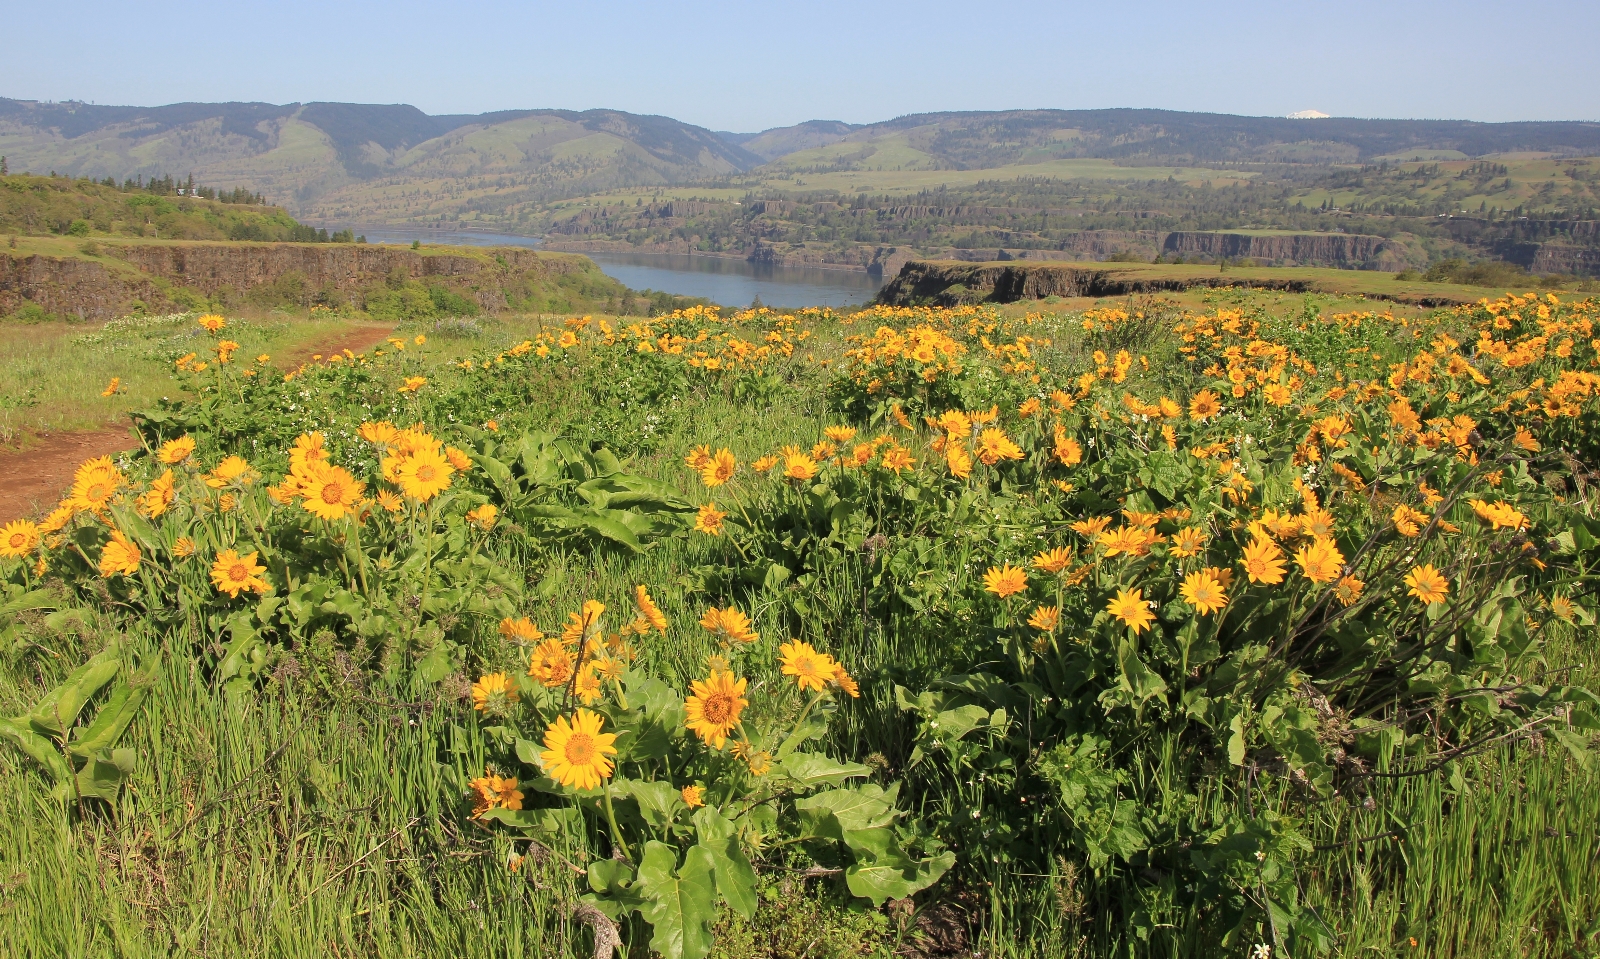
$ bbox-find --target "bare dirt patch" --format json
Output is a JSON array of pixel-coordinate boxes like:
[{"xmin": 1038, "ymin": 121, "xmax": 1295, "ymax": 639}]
[
  {"xmin": 0, "ymin": 426, "xmax": 141, "ymax": 523},
  {"xmin": 279, "ymin": 324, "xmax": 397, "ymax": 366}
]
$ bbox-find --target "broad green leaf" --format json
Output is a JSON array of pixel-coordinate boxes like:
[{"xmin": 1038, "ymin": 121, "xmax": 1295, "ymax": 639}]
[
  {"xmin": 693, "ymin": 807, "xmax": 758, "ymax": 919},
  {"xmin": 635, "ymin": 840, "xmax": 718, "ymax": 959},
  {"xmin": 29, "ymin": 645, "xmax": 120, "ymax": 739},
  {"xmin": 777, "ymin": 752, "xmax": 872, "ymax": 788},
  {"xmin": 840, "ymin": 827, "xmax": 955, "ymax": 906},
  {"xmin": 795, "ymin": 784, "xmax": 898, "ymax": 839},
  {"xmin": 0, "ymin": 716, "xmax": 71, "ymax": 783},
  {"xmin": 69, "ymin": 673, "xmax": 152, "ymax": 757},
  {"xmin": 621, "ymin": 778, "xmax": 682, "ymax": 830}
]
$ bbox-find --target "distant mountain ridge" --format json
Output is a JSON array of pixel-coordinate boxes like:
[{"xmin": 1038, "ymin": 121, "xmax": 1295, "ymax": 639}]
[{"xmin": 3, "ymin": 99, "xmax": 1598, "ymax": 230}]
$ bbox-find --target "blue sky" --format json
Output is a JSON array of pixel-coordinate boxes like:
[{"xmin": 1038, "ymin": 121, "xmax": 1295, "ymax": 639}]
[{"xmin": 3, "ymin": 0, "xmax": 1596, "ymax": 131}]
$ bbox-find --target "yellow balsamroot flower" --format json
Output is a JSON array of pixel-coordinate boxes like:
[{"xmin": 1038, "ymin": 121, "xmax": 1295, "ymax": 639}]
[
  {"xmin": 809, "ymin": 440, "xmax": 837, "ymax": 461},
  {"xmin": 394, "ymin": 448, "xmax": 455, "ymax": 501},
  {"xmin": 1293, "ymin": 538, "xmax": 1345, "ymax": 584},
  {"xmin": 1240, "ymin": 536, "xmax": 1287, "ymax": 585},
  {"xmin": 694, "ymin": 503, "xmax": 726, "ymax": 536},
  {"xmin": 173, "ymin": 536, "xmax": 196, "ymax": 558},
  {"xmin": 681, "ymin": 784, "xmax": 705, "ymax": 809},
  {"xmin": 684, "ymin": 444, "xmax": 713, "ymax": 471},
  {"xmin": 198, "ymin": 314, "xmax": 226, "ymax": 333},
  {"xmin": 413, "ymin": 334, "xmax": 426, "ymax": 346},
  {"xmin": 138, "ymin": 470, "xmax": 177, "ymax": 518},
  {"xmin": 204, "ymin": 455, "xmax": 251, "ymax": 489},
  {"xmin": 1391, "ymin": 504, "xmax": 1428, "ymax": 538},
  {"xmin": 299, "ymin": 464, "xmax": 366, "ymax": 521},
  {"xmin": 974, "ymin": 428, "xmax": 1024, "ymax": 466},
  {"xmin": 1189, "ymin": 389, "xmax": 1223, "ymax": 421},
  {"xmin": 465, "ymin": 503, "xmax": 499, "ymax": 529},
  {"xmin": 540, "ymin": 709, "xmax": 618, "ymax": 791},
  {"xmin": 1300, "ymin": 508, "xmax": 1336, "ymax": 539},
  {"xmin": 290, "ymin": 432, "xmax": 329, "ymax": 472},
  {"xmin": 700, "ymin": 606, "xmax": 759, "ymax": 644},
  {"xmin": 700, "ymin": 448, "xmax": 738, "ymax": 487},
  {"xmin": 1405, "ymin": 564, "xmax": 1449, "ymax": 604},
  {"xmin": 1334, "ymin": 575, "xmax": 1365, "ymax": 607},
  {"xmin": 684, "ymin": 669, "xmax": 749, "ymax": 748},
  {"xmin": 573, "ymin": 663, "xmax": 605, "ymax": 705},
  {"xmin": 832, "ymin": 665, "xmax": 860, "ymax": 698},
  {"xmin": 1263, "ymin": 383, "xmax": 1293, "ymax": 407},
  {"xmin": 823, "ymin": 425, "xmax": 857, "ymax": 444},
  {"xmin": 751, "ymin": 454, "xmax": 780, "ymax": 473},
  {"xmin": 1469, "ymin": 499, "xmax": 1527, "ymax": 531},
  {"xmin": 944, "ymin": 445, "xmax": 972, "ymax": 480},
  {"xmin": 983, "ymin": 564, "xmax": 1028, "ymax": 598},
  {"xmin": 1028, "ymin": 604, "xmax": 1061, "ymax": 633},
  {"xmin": 1550, "ymin": 595, "xmax": 1577, "ymax": 623},
  {"xmin": 1054, "ymin": 432, "xmax": 1083, "ymax": 467},
  {"xmin": 358, "ymin": 420, "xmax": 399, "ymax": 445},
  {"xmin": 398, "ymin": 376, "xmax": 428, "ymax": 394},
  {"xmin": 210, "ymin": 548, "xmax": 269, "ymax": 598},
  {"xmin": 69, "ymin": 456, "xmax": 123, "ymax": 513},
  {"xmin": 471, "ymin": 673, "xmax": 519, "ymax": 714},
  {"xmin": 1033, "ymin": 547, "xmax": 1073, "ymax": 573},
  {"xmin": 779, "ymin": 640, "xmax": 838, "ymax": 693},
  {"xmin": 99, "ymin": 531, "xmax": 141, "ymax": 578},
  {"xmin": 527, "ymin": 638, "xmax": 577, "ymax": 688},
  {"xmin": 499, "ymin": 616, "xmax": 544, "ymax": 643},
  {"xmin": 880, "ymin": 445, "xmax": 914, "ymax": 474},
  {"xmin": 445, "ymin": 446, "xmax": 473, "ymax": 472},
  {"xmin": 101, "ymin": 377, "xmax": 121, "ymax": 397},
  {"xmin": 1513, "ymin": 428, "xmax": 1541, "ymax": 452},
  {"xmin": 1169, "ymin": 527, "xmax": 1207, "ymax": 558},
  {"xmin": 377, "ymin": 490, "xmax": 403, "ymax": 513},
  {"xmin": 634, "ymin": 585, "xmax": 668, "ymax": 633},
  {"xmin": 158, "ymin": 436, "xmax": 196, "ymax": 464},
  {"xmin": 1106, "ymin": 588, "xmax": 1156, "ymax": 634},
  {"xmin": 1099, "ymin": 525, "xmax": 1161, "ymax": 559},
  {"xmin": 744, "ymin": 750, "xmax": 773, "ymax": 777},
  {"xmin": 561, "ymin": 600, "xmax": 606, "ymax": 645},
  {"xmin": 784, "ymin": 453, "xmax": 818, "ymax": 482},
  {"xmin": 558, "ymin": 331, "xmax": 579, "ymax": 349},
  {"xmin": 468, "ymin": 771, "xmax": 524, "ymax": 817},
  {"xmin": 1071, "ymin": 516, "xmax": 1112, "ymax": 537},
  {"xmin": 1180, "ymin": 569, "xmax": 1228, "ymax": 615},
  {"xmin": 1, "ymin": 519, "xmax": 41, "ymax": 558}
]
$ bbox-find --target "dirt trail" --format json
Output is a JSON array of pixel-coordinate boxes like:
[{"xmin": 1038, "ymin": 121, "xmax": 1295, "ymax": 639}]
[
  {"xmin": 0, "ymin": 324, "xmax": 399, "ymax": 523},
  {"xmin": 280, "ymin": 324, "xmax": 397, "ymax": 365},
  {"xmin": 0, "ymin": 427, "xmax": 142, "ymax": 523}
]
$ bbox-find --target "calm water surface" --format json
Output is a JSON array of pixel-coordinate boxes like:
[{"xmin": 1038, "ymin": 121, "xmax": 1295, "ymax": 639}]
[{"xmin": 355, "ymin": 230, "xmax": 883, "ymax": 308}]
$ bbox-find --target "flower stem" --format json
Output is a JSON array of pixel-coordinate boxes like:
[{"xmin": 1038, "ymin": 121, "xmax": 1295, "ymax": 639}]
[{"xmin": 601, "ymin": 780, "xmax": 630, "ymax": 859}]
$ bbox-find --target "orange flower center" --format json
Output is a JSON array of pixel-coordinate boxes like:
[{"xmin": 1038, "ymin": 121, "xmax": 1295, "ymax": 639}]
[
  {"xmin": 229, "ymin": 563, "xmax": 249, "ymax": 582},
  {"xmin": 321, "ymin": 482, "xmax": 345, "ymax": 504},
  {"xmin": 415, "ymin": 465, "xmax": 437, "ymax": 483},
  {"xmin": 564, "ymin": 733, "xmax": 596, "ymax": 764},
  {"xmin": 7, "ymin": 534, "xmax": 24, "ymax": 549},
  {"xmin": 701, "ymin": 693, "xmax": 733, "ymax": 724}
]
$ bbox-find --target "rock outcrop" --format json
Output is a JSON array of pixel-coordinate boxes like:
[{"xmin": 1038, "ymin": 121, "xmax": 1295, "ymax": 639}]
[
  {"xmin": 1161, "ymin": 232, "xmax": 1404, "ymax": 269},
  {"xmin": 1, "ymin": 242, "xmax": 613, "ymax": 320},
  {"xmin": 874, "ymin": 260, "xmax": 1472, "ymax": 308}
]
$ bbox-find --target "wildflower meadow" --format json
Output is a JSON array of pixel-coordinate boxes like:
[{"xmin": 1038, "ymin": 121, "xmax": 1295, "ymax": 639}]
[{"xmin": 2, "ymin": 293, "xmax": 1598, "ymax": 958}]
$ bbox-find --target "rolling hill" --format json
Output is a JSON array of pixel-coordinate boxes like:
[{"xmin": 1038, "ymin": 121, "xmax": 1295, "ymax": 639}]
[{"xmin": 0, "ymin": 99, "xmax": 760, "ymax": 222}]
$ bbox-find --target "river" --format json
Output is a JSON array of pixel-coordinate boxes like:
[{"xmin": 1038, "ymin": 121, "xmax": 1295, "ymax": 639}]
[{"xmin": 353, "ymin": 230, "xmax": 883, "ymax": 308}]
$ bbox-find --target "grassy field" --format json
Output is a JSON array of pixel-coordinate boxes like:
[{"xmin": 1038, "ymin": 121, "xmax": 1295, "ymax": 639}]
[
  {"xmin": 0, "ymin": 313, "xmax": 388, "ymax": 443},
  {"xmin": 1, "ymin": 292, "xmax": 1597, "ymax": 958}
]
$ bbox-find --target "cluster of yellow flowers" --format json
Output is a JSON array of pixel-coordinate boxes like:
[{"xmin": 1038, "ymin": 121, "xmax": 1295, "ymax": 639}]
[
  {"xmin": 461, "ymin": 309, "xmax": 810, "ymax": 374},
  {"xmin": 467, "ymin": 587, "xmax": 856, "ymax": 810}
]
